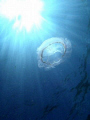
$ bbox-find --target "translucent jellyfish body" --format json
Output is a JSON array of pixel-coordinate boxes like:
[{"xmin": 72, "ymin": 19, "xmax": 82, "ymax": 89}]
[{"xmin": 37, "ymin": 37, "xmax": 72, "ymax": 69}]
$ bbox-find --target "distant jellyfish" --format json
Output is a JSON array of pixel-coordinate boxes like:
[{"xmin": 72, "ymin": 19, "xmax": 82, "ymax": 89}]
[{"xmin": 37, "ymin": 37, "xmax": 72, "ymax": 70}]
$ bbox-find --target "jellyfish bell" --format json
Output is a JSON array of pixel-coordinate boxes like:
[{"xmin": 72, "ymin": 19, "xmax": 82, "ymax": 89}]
[{"xmin": 37, "ymin": 37, "xmax": 72, "ymax": 70}]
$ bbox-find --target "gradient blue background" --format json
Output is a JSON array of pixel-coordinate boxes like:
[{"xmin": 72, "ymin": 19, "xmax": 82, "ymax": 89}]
[{"xmin": 0, "ymin": 0, "xmax": 90, "ymax": 120}]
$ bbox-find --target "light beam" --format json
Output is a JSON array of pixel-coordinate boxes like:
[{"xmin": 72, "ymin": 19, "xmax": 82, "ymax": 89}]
[{"xmin": 0, "ymin": 0, "xmax": 44, "ymax": 32}]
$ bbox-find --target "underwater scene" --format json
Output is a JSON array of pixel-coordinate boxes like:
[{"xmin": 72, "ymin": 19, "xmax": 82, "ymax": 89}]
[{"xmin": 0, "ymin": 0, "xmax": 90, "ymax": 120}]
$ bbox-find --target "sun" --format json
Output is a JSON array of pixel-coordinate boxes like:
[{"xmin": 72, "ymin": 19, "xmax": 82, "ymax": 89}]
[{"xmin": 0, "ymin": 0, "xmax": 44, "ymax": 32}]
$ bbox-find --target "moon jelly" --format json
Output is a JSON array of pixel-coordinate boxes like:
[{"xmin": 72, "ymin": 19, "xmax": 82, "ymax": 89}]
[{"xmin": 37, "ymin": 37, "xmax": 72, "ymax": 70}]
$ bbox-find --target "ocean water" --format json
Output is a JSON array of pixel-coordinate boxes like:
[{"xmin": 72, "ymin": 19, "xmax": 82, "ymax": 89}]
[{"xmin": 0, "ymin": 0, "xmax": 90, "ymax": 120}]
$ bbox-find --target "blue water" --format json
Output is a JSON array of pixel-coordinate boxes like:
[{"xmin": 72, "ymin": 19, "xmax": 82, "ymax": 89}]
[{"xmin": 0, "ymin": 0, "xmax": 90, "ymax": 120}]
